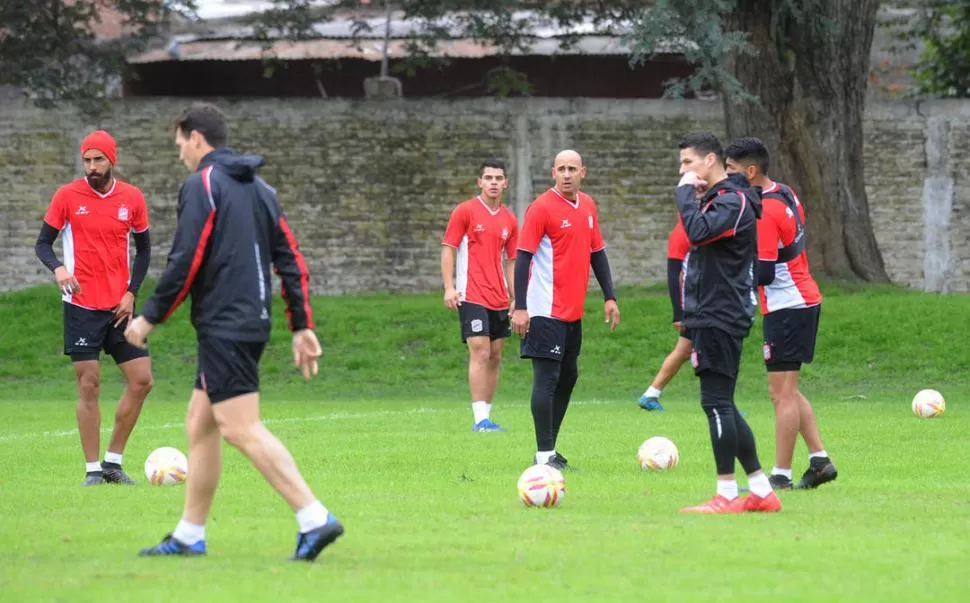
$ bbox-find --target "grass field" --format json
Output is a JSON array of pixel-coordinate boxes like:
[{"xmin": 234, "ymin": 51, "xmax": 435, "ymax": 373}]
[{"xmin": 1, "ymin": 281, "xmax": 968, "ymax": 602}]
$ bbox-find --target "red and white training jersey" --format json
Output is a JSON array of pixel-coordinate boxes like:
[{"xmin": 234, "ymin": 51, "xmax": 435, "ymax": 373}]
[
  {"xmin": 757, "ymin": 181, "xmax": 822, "ymax": 314},
  {"xmin": 43, "ymin": 178, "xmax": 150, "ymax": 310},
  {"xmin": 667, "ymin": 216, "xmax": 690, "ymax": 261},
  {"xmin": 441, "ymin": 196, "xmax": 518, "ymax": 311},
  {"xmin": 517, "ymin": 188, "xmax": 606, "ymax": 322}
]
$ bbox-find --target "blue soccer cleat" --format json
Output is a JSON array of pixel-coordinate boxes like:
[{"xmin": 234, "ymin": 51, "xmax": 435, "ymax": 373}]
[
  {"xmin": 139, "ymin": 534, "xmax": 207, "ymax": 557},
  {"xmin": 638, "ymin": 395, "xmax": 664, "ymax": 411},
  {"xmin": 292, "ymin": 515, "xmax": 345, "ymax": 562},
  {"xmin": 473, "ymin": 419, "xmax": 506, "ymax": 432}
]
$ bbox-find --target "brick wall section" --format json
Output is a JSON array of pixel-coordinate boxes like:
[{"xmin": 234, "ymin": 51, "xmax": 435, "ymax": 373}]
[{"xmin": 0, "ymin": 98, "xmax": 965, "ymax": 295}]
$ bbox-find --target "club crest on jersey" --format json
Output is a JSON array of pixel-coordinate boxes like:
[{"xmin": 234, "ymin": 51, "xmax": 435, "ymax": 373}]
[
  {"xmin": 118, "ymin": 206, "xmax": 129, "ymax": 221},
  {"xmin": 588, "ymin": 215, "xmax": 593, "ymax": 228},
  {"xmin": 501, "ymin": 227, "xmax": 509, "ymax": 241},
  {"xmin": 474, "ymin": 224, "xmax": 485, "ymax": 233}
]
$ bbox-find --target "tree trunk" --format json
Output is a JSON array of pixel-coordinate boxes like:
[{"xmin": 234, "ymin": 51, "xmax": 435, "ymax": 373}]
[{"xmin": 724, "ymin": 0, "xmax": 889, "ymax": 282}]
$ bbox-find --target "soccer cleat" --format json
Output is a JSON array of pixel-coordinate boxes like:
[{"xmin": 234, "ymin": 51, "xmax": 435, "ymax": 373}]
[
  {"xmin": 794, "ymin": 457, "xmax": 838, "ymax": 490},
  {"xmin": 291, "ymin": 515, "xmax": 345, "ymax": 562},
  {"xmin": 102, "ymin": 462, "xmax": 137, "ymax": 485},
  {"xmin": 740, "ymin": 491, "xmax": 783, "ymax": 512},
  {"xmin": 769, "ymin": 474, "xmax": 793, "ymax": 491},
  {"xmin": 472, "ymin": 419, "xmax": 506, "ymax": 432},
  {"xmin": 546, "ymin": 452, "xmax": 577, "ymax": 472},
  {"xmin": 139, "ymin": 534, "xmax": 207, "ymax": 557},
  {"xmin": 83, "ymin": 472, "xmax": 105, "ymax": 487},
  {"xmin": 680, "ymin": 494, "xmax": 745, "ymax": 514},
  {"xmin": 638, "ymin": 395, "xmax": 664, "ymax": 411}
]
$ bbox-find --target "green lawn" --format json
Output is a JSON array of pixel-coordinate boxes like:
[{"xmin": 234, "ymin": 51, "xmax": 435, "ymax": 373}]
[{"xmin": 0, "ymin": 282, "xmax": 967, "ymax": 602}]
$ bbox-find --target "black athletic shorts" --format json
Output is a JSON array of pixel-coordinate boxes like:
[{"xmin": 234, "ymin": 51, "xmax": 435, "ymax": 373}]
[
  {"xmin": 763, "ymin": 304, "xmax": 821, "ymax": 372},
  {"xmin": 689, "ymin": 327, "xmax": 743, "ymax": 379},
  {"xmin": 63, "ymin": 302, "xmax": 150, "ymax": 364},
  {"xmin": 194, "ymin": 335, "xmax": 266, "ymax": 404},
  {"xmin": 459, "ymin": 302, "xmax": 511, "ymax": 343},
  {"xmin": 520, "ymin": 316, "xmax": 582, "ymax": 362}
]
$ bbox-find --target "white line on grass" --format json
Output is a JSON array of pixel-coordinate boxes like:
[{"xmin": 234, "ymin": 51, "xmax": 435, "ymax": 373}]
[{"xmin": 0, "ymin": 399, "xmax": 619, "ymax": 444}]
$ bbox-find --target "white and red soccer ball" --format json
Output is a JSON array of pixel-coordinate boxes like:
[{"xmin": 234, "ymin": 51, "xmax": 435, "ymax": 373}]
[
  {"xmin": 637, "ymin": 436, "xmax": 679, "ymax": 471},
  {"xmin": 144, "ymin": 446, "xmax": 188, "ymax": 486},
  {"xmin": 517, "ymin": 464, "xmax": 565, "ymax": 508},
  {"xmin": 912, "ymin": 389, "xmax": 945, "ymax": 418}
]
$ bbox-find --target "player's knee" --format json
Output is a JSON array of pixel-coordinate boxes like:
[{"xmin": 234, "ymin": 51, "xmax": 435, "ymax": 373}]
[
  {"xmin": 218, "ymin": 421, "xmax": 258, "ymax": 449},
  {"xmin": 469, "ymin": 346, "xmax": 491, "ymax": 366},
  {"xmin": 129, "ymin": 372, "xmax": 154, "ymax": 396},
  {"xmin": 76, "ymin": 372, "xmax": 100, "ymax": 400}
]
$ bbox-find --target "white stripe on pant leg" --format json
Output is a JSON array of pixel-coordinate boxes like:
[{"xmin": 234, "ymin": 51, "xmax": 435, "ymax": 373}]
[{"xmin": 713, "ymin": 408, "xmax": 722, "ymax": 438}]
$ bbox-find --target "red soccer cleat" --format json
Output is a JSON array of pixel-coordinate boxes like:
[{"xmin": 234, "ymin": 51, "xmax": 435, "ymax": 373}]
[
  {"xmin": 740, "ymin": 491, "xmax": 783, "ymax": 512},
  {"xmin": 680, "ymin": 494, "xmax": 746, "ymax": 514}
]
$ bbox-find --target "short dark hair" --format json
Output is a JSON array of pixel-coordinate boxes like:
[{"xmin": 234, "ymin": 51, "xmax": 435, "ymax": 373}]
[
  {"xmin": 174, "ymin": 102, "xmax": 229, "ymax": 148},
  {"xmin": 479, "ymin": 158, "xmax": 507, "ymax": 177},
  {"xmin": 724, "ymin": 137, "xmax": 770, "ymax": 175},
  {"xmin": 678, "ymin": 131, "xmax": 724, "ymax": 165}
]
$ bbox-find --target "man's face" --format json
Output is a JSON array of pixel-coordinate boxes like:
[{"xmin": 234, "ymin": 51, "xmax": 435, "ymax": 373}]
[
  {"xmin": 478, "ymin": 167, "xmax": 508, "ymax": 200},
  {"xmin": 552, "ymin": 156, "xmax": 586, "ymax": 195},
  {"xmin": 678, "ymin": 147, "xmax": 716, "ymax": 183},
  {"xmin": 725, "ymin": 158, "xmax": 758, "ymax": 182},
  {"xmin": 175, "ymin": 129, "xmax": 202, "ymax": 172},
  {"xmin": 83, "ymin": 150, "xmax": 112, "ymax": 190}
]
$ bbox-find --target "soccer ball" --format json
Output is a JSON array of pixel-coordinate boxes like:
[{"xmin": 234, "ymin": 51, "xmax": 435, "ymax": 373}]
[
  {"xmin": 517, "ymin": 464, "xmax": 565, "ymax": 508},
  {"xmin": 638, "ymin": 436, "xmax": 680, "ymax": 471},
  {"xmin": 144, "ymin": 446, "xmax": 188, "ymax": 486},
  {"xmin": 912, "ymin": 389, "xmax": 946, "ymax": 418}
]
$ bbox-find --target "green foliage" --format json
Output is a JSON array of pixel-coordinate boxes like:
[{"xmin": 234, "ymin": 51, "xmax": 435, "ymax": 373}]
[
  {"xmin": 0, "ymin": 0, "xmax": 195, "ymax": 115},
  {"xmin": 885, "ymin": 0, "xmax": 970, "ymax": 97}
]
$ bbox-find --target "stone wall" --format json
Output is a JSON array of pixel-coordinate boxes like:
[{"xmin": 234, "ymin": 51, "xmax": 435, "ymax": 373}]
[{"xmin": 1, "ymin": 97, "xmax": 967, "ymax": 295}]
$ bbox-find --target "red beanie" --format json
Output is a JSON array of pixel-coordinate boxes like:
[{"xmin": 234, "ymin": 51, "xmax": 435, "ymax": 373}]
[{"xmin": 81, "ymin": 130, "xmax": 117, "ymax": 165}]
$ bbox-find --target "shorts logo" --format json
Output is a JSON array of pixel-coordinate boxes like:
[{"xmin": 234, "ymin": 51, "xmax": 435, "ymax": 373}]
[
  {"xmin": 471, "ymin": 319, "xmax": 483, "ymax": 333},
  {"xmin": 75, "ymin": 337, "xmax": 87, "ymax": 346},
  {"xmin": 118, "ymin": 206, "xmax": 129, "ymax": 221},
  {"xmin": 763, "ymin": 343, "xmax": 772, "ymax": 360},
  {"xmin": 690, "ymin": 350, "xmax": 699, "ymax": 369},
  {"xmin": 551, "ymin": 345, "xmax": 561, "ymax": 355}
]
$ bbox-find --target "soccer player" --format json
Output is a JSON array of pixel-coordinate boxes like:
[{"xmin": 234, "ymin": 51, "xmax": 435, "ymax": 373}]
[
  {"xmin": 125, "ymin": 102, "xmax": 342, "ymax": 561},
  {"xmin": 724, "ymin": 137, "xmax": 837, "ymax": 491},
  {"xmin": 510, "ymin": 149, "xmax": 620, "ymax": 471},
  {"xmin": 674, "ymin": 132, "xmax": 781, "ymax": 513},
  {"xmin": 441, "ymin": 158, "xmax": 518, "ymax": 432},
  {"xmin": 637, "ymin": 217, "xmax": 691, "ymax": 412},
  {"xmin": 34, "ymin": 129, "xmax": 154, "ymax": 487}
]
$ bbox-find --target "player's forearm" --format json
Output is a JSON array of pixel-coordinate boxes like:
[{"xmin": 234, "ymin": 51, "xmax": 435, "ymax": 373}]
[
  {"xmin": 514, "ymin": 250, "xmax": 532, "ymax": 309},
  {"xmin": 590, "ymin": 249, "xmax": 616, "ymax": 301},
  {"xmin": 128, "ymin": 230, "xmax": 152, "ymax": 294},
  {"xmin": 505, "ymin": 259, "xmax": 516, "ymax": 300},
  {"xmin": 676, "ymin": 186, "xmax": 741, "ymax": 244},
  {"xmin": 758, "ymin": 260, "xmax": 776, "ymax": 286},
  {"xmin": 667, "ymin": 258, "xmax": 683, "ymax": 322},
  {"xmin": 440, "ymin": 246, "xmax": 456, "ymax": 290},
  {"xmin": 34, "ymin": 223, "xmax": 62, "ymax": 272}
]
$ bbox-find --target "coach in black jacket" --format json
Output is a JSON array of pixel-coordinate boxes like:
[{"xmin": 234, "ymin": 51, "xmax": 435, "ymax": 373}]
[
  {"xmin": 125, "ymin": 102, "xmax": 344, "ymax": 561},
  {"xmin": 674, "ymin": 132, "xmax": 781, "ymax": 515}
]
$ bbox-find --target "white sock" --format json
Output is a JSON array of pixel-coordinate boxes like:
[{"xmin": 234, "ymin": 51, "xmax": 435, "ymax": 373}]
[
  {"xmin": 645, "ymin": 386, "xmax": 662, "ymax": 399},
  {"xmin": 173, "ymin": 519, "xmax": 205, "ymax": 545},
  {"xmin": 472, "ymin": 401, "xmax": 491, "ymax": 424},
  {"xmin": 771, "ymin": 466, "xmax": 793, "ymax": 479},
  {"xmin": 104, "ymin": 451, "xmax": 123, "ymax": 465},
  {"xmin": 748, "ymin": 473, "xmax": 773, "ymax": 498},
  {"xmin": 296, "ymin": 500, "xmax": 330, "ymax": 533},
  {"xmin": 85, "ymin": 461, "xmax": 102, "ymax": 473},
  {"xmin": 535, "ymin": 450, "xmax": 555, "ymax": 464},
  {"xmin": 809, "ymin": 450, "xmax": 829, "ymax": 460},
  {"xmin": 716, "ymin": 479, "xmax": 738, "ymax": 500}
]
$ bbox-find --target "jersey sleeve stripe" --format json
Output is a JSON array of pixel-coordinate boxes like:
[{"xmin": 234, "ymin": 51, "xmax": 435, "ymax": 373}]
[
  {"xmin": 279, "ymin": 216, "xmax": 315, "ymax": 330},
  {"xmin": 163, "ymin": 211, "xmax": 216, "ymax": 322}
]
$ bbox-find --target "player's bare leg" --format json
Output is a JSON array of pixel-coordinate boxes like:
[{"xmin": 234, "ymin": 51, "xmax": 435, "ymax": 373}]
[
  {"xmin": 796, "ymin": 390, "xmax": 824, "ymax": 453},
  {"xmin": 640, "ymin": 336, "xmax": 691, "ymax": 411},
  {"xmin": 182, "ymin": 389, "xmax": 222, "ymax": 526},
  {"xmin": 468, "ymin": 336, "xmax": 504, "ymax": 431},
  {"xmin": 767, "ymin": 370, "xmax": 800, "ymax": 488},
  {"xmin": 101, "ymin": 357, "xmax": 153, "ymax": 484},
  {"xmin": 74, "ymin": 360, "xmax": 103, "ymax": 485}
]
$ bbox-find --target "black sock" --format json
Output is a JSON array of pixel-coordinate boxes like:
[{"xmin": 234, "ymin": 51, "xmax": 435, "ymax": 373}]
[
  {"xmin": 531, "ymin": 357, "xmax": 561, "ymax": 452},
  {"xmin": 551, "ymin": 353, "xmax": 578, "ymax": 444}
]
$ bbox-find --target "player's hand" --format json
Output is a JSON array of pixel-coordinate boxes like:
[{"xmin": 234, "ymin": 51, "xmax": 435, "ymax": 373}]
[
  {"xmin": 124, "ymin": 316, "xmax": 154, "ymax": 349},
  {"xmin": 292, "ymin": 329, "xmax": 322, "ymax": 381},
  {"xmin": 443, "ymin": 287, "xmax": 461, "ymax": 310},
  {"xmin": 511, "ymin": 309, "xmax": 529, "ymax": 338},
  {"xmin": 604, "ymin": 300, "xmax": 620, "ymax": 332},
  {"xmin": 672, "ymin": 321, "xmax": 683, "ymax": 331},
  {"xmin": 113, "ymin": 291, "xmax": 135, "ymax": 327},
  {"xmin": 678, "ymin": 171, "xmax": 708, "ymax": 192},
  {"xmin": 53, "ymin": 266, "xmax": 81, "ymax": 296}
]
